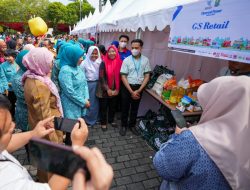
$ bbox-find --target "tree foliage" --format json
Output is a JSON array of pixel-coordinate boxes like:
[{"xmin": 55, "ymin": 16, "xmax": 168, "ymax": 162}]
[
  {"xmin": 0, "ymin": 0, "xmax": 94, "ymax": 25},
  {"xmin": 0, "ymin": 0, "xmax": 49, "ymax": 22},
  {"xmin": 47, "ymin": 2, "xmax": 67, "ymax": 24},
  {"xmin": 66, "ymin": 0, "xmax": 94, "ymax": 25}
]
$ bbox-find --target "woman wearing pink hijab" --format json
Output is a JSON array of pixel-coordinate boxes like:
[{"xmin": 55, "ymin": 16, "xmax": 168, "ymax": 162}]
[
  {"xmin": 154, "ymin": 76, "xmax": 250, "ymax": 190},
  {"xmin": 22, "ymin": 47, "xmax": 63, "ymax": 182},
  {"xmin": 96, "ymin": 45, "xmax": 122, "ymax": 131}
]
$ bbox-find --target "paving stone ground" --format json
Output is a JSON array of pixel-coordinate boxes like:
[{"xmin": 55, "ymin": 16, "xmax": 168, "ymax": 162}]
[{"xmin": 13, "ymin": 117, "xmax": 162, "ymax": 190}]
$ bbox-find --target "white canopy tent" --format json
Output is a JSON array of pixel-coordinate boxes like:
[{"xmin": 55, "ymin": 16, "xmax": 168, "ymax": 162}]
[
  {"xmin": 78, "ymin": 12, "xmax": 93, "ymax": 32},
  {"xmin": 70, "ymin": 0, "xmax": 228, "ymax": 116},
  {"xmin": 85, "ymin": 0, "xmax": 112, "ymax": 34},
  {"xmin": 97, "ymin": 0, "xmax": 227, "ymax": 116},
  {"xmin": 73, "ymin": 0, "xmax": 199, "ymax": 34},
  {"xmin": 71, "ymin": 16, "xmax": 87, "ymax": 35},
  {"xmin": 71, "ymin": 13, "xmax": 91, "ymax": 35},
  {"xmin": 78, "ymin": 9, "xmax": 101, "ymax": 34},
  {"xmin": 98, "ymin": 0, "xmax": 199, "ymax": 32},
  {"xmin": 71, "ymin": 0, "xmax": 112, "ymax": 35},
  {"xmin": 96, "ymin": 0, "xmax": 135, "ymax": 31},
  {"xmin": 71, "ymin": 11, "xmax": 93, "ymax": 35}
]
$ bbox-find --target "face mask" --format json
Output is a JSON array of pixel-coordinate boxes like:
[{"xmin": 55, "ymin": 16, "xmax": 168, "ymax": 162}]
[
  {"xmin": 131, "ymin": 49, "xmax": 140, "ymax": 57},
  {"xmin": 119, "ymin": 42, "xmax": 127, "ymax": 48}
]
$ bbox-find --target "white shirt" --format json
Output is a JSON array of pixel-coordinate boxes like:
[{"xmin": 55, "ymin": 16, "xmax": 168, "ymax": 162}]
[
  {"xmin": 120, "ymin": 55, "xmax": 151, "ymax": 85},
  {"xmin": 0, "ymin": 150, "xmax": 50, "ymax": 190}
]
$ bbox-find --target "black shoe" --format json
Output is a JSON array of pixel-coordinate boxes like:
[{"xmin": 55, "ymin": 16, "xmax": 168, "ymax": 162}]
[
  {"xmin": 101, "ymin": 125, "xmax": 108, "ymax": 132},
  {"xmin": 130, "ymin": 127, "xmax": 140, "ymax": 136},
  {"xmin": 119, "ymin": 126, "xmax": 127, "ymax": 136},
  {"xmin": 110, "ymin": 122, "xmax": 118, "ymax": 128}
]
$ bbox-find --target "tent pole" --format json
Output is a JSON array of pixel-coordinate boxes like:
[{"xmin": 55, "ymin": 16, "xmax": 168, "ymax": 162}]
[{"xmin": 136, "ymin": 28, "xmax": 142, "ymax": 39}]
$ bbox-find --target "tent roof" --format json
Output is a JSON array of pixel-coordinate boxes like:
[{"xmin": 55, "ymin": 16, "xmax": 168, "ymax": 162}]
[
  {"xmin": 99, "ymin": 0, "xmax": 199, "ymax": 32},
  {"xmin": 85, "ymin": 0, "xmax": 112, "ymax": 34},
  {"xmin": 72, "ymin": 0, "xmax": 200, "ymax": 34},
  {"xmin": 78, "ymin": 9, "xmax": 100, "ymax": 31},
  {"xmin": 71, "ymin": 0, "xmax": 112, "ymax": 34}
]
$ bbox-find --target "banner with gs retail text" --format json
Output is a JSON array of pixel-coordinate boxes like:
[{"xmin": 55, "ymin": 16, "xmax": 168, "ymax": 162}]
[{"xmin": 169, "ymin": 0, "xmax": 250, "ymax": 64}]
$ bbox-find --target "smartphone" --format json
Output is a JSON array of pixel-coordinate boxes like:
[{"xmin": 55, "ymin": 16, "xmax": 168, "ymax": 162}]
[
  {"xmin": 171, "ymin": 110, "xmax": 187, "ymax": 129},
  {"xmin": 29, "ymin": 137, "xmax": 90, "ymax": 180},
  {"xmin": 54, "ymin": 117, "xmax": 79, "ymax": 133}
]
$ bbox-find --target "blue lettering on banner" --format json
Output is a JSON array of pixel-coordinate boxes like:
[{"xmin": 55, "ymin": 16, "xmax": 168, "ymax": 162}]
[
  {"xmin": 201, "ymin": 9, "xmax": 222, "ymax": 16},
  {"xmin": 192, "ymin": 23, "xmax": 203, "ymax": 30},
  {"xmin": 192, "ymin": 21, "xmax": 229, "ymax": 30}
]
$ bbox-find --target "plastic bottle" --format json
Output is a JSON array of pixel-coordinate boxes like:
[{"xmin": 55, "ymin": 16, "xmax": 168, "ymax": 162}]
[
  {"xmin": 177, "ymin": 87, "xmax": 185, "ymax": 103},
  {"xmin": 162, "ymin": 90, "xmax": 171, "ymax": 101},
  {"xmin": 169, "ymin": 87, "xmax": 178, "ymax": 104}
]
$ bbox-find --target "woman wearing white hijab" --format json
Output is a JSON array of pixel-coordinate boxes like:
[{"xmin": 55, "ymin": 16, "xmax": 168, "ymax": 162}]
[
  {"xmin": 80, "ymin": 46, "xmax": 102, "ymax": 126},
  {"xmin": 154, "ymin": 76, "xmax": 250, "ymax": 190}
]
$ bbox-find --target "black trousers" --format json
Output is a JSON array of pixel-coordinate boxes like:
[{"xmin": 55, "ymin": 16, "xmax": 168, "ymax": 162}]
[
  {"xmin": 99, "ymin": 97, "xmax": 117, "ymax": 125},
  {"xmin": 7, "ymin": 91, "xmax": 16, "ymax": 119},
  {"xmin": 121, "ymin": 84, "xmax": 142, "ymax": 128}
]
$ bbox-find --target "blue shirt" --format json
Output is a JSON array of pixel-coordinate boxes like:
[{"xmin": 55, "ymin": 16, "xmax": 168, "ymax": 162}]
[
  {"xmin": 11, "ymin": 70, "xmax": 28, "ymax": 131},
  {"xmin": 59, "ymin": 65, "xmax": 89, "ymax": 119},
  {"xmin": 1, "ymin": 61, "xmax": 18, "ymax": 91},
  {"xmin": 119, "ymin": 48, "xmax": 131, "ymax": 61},
  {"xmin": 153, "ymin": 130, "xmax": 231, "ymax": 190},
  {"xmin": 0, "ymin": 66, "xmax": 8, "ymax": 93}
]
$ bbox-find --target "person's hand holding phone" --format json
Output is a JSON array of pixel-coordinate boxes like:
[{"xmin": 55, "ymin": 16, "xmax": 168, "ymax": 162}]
[
  {"xmin": 31, "ymin": 116, "xmax": 55, "ymax": 138},
  {"xmin": 73, "ymin": 147, "xmax": 113, "ymax": 190},
  {"xmin": 71, "ymin": 118, "xmax": 89, "ymax": 146}
]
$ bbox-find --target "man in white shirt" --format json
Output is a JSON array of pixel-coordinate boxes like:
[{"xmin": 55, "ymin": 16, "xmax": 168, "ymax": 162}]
[{"xmin": 120, "ymin": 39, "xmax": 151, "ymax": 136}]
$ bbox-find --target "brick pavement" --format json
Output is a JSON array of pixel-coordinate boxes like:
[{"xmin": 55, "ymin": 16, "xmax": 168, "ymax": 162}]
[{"xmin": 13, "ymin": 121, "xmax": 162, "ymax": 190}]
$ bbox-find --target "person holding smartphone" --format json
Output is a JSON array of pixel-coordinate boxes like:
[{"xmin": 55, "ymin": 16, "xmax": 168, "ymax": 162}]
[
  {"xmin": 72, "ymin": 146, "xmax": 114, "ymax": 190},
  {"xmin": 153, "ymin": 76, "xmax": 250, "ymax": 190},
  {"xmin": 0, "ymin": 95, "xmax": 88, "ymax": 190},
  {"xmin": 23, "ymin": 47, "xmax": 64, "ymax": 182}
]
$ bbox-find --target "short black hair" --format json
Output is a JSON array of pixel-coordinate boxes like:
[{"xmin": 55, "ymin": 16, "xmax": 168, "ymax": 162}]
[
  {"xmin": 119, "ymin": 35, "xmax": 129, "ymax": 42},
  {"xmin": 4, "ymin": 49, "xmax": 17, "ymax": 58},
  {"xmin": 7, "ymin": 40, "xmax": 17, "ymax": 50},
  {"xmin": 98, "ymin": 45, "xmax": 106, "ymax": 55},
  {"xmin": 0, "ymin": 95, "xmax": 11, "ymax": 111},
  {"xmin": 44, "ymin": 39, "xmax": 52, "ymax": 45},
  {"xmin": 131, "ymin": 39, "xmax": 144, "ymax": 47}
]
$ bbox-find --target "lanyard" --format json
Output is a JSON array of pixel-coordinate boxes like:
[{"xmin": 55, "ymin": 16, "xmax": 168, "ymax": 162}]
[{"xmin": 132, "ymin": 57, "xmax": 142, "ymax": 78}]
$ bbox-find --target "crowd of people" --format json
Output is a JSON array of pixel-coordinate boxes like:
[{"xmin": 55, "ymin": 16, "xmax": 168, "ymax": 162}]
[
  {"xmin": 0, "ymin": 95, "xmax": 113, "ymax": 190},
  {"xmin": 0, "ymin": 33, "xmax": 150, "ymax": 138},
  {"xmin": 0, "ymin": 31, "xmax": 249, "ymax": 190},
  {"xmin": 0, "ymin": 33, "xmax": 151, "ymax": 189}
]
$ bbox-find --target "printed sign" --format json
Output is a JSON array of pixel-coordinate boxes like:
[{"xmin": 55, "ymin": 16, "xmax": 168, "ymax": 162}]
[{"xmin": 169, "ymin": 0, "xmax": 250, "ymax": 64}]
